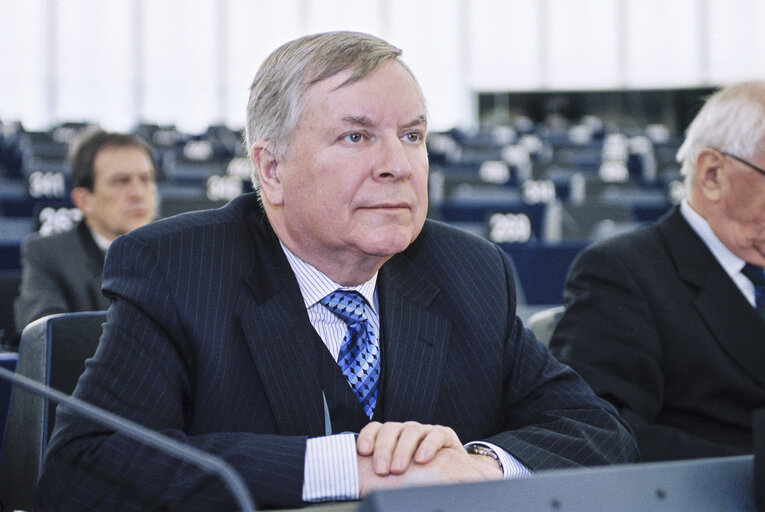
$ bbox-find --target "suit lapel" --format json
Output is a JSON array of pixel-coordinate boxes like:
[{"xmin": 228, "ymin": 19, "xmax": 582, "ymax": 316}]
[
  {"xmin": 377, "ymin": 250, "xmax": 451, "ymax": 422},
  {"xmin": 661, "ymin": 209, "xmax": 765, "ymax": 387},
  {"xmin": 77, "ymin": 222, "xmax": 110, "ymax": 308},
  {"xmin": 77, "ymin": 221, "xmax": 105, "ymax": 279},
  {"xmin": 239, "ymin": 212, "xmax": 325, "ymax": 437}
]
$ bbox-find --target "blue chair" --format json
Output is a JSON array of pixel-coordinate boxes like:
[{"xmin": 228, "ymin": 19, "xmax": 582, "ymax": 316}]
[
  {"xmin": 0, "ymin": 351, "xmax": 18, "ymax": 458},
  {"xmin": 0, "ymin": 241, "xmax": 21, "ymax": 271},
  {"xmin": 527, "ymin": 305, "xmax": 565, "ymax": 346},
  {"xmin": 502, "ymin": 241, "xmax": 588, "ymax": 305},
  {"xmin": 0, "ymin": 311, "xmax": 106, "ymax": 511},
  {"xmin": 0, "ymin": 269, "xmax": 21, "ymax": 345}
]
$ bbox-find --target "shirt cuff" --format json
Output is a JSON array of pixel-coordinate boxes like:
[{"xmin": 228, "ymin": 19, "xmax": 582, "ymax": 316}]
[
  {"xmin": 464, "ymin": 441, "xmax": 533, "ymax": 479},
  {"xmin": 302, "ymin": 432, "xmax": 359, "ymax": 502}
]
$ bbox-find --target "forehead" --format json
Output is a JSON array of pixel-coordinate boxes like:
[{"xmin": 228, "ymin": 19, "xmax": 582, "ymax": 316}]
[
  {"xmin": 93, "ymin": 145, "xmax": 154, "ymax": 173},
  {"xmin": 300, "ymin": 60, "xmax": 426, "ymax": 124}
]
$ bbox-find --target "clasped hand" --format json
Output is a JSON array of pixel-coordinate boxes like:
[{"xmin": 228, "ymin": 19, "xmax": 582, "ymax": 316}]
[{"xmin": 356, "ymin": 421, "xmax": 503, "ymax": 497}]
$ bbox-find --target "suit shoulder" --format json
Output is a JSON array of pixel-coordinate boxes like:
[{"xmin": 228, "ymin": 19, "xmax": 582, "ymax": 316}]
[
  {"xmin": 580, "ymin": 222, "xmax": 663, "ymax": 258},
  {"xmin": 568, "ymin": 222, "xmax": 673, "ymax": 282},
  {"xmin": 22, "ymin": 225, "xmax": 80, "ymax": 252}
]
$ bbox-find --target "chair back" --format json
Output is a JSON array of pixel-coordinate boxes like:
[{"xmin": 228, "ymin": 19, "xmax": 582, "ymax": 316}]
[
  {"xmin": 527, "ymin": 305, "xmax": 565, "ymax": 346},
  {"xmin": 0, "ymin": 311, "xmax": 105, "ymax": 512},
  {"xmin": 0, "ymin": 270, "xmax": 21, "ymax": 345}
]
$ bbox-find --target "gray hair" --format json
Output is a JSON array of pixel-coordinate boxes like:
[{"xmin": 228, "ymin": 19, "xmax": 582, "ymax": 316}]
[
  {"xmin": 244, "ymin": 31, "xmax": 423, "ymax": 190},
  {"xmin": 676, "ymin": 81, "xmax": 765, "ymax": 189}
]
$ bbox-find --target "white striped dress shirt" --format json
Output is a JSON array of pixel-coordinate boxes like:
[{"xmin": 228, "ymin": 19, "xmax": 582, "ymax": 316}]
[{"xmin": 279, "ymin": 243, "xmax": 529, "ymax": 503}]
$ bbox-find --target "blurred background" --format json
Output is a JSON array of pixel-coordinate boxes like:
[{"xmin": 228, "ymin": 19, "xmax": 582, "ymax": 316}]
[
  {"xmin": 1, "ymin": 0, "xmax": 763, "ymax": 131},
  {"xmin": 1, "ymin": 0, "xmax": 764, "ymax": 310}
]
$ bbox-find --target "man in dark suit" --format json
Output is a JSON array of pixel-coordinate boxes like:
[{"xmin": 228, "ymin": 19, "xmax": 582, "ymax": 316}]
[
  {"xmin": 550, "ymin": 81, "xmax": 765, "ymax": 462},
  {"xmin": 13, "ymin": 127, "xmax": 158, "ymax": 331},
  {"xmin": 36, "ymin": 31, "xmax": 637, "ymax": 510}
]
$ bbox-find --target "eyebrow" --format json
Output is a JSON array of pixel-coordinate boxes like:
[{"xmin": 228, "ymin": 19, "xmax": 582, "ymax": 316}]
[{"xmin": 340, "ymin": 114, "xmax": 427, "ymax": 129}]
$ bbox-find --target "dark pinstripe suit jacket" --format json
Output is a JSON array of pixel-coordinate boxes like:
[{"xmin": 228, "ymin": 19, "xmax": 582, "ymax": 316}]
[
  {"xmin": 36, "ymin": 193, "xmax": 637, "ymax": 511},
  {"xmin": 551, "ymin": 207, "xmax": 765, "ymax": 462}
]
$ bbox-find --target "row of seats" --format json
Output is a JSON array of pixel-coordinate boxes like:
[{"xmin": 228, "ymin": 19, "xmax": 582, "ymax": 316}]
[
  {"xmin": 0, "ymin": 117, "xmax": 683, "ymax": 314},
  {"xmin": 426, "ymin": 116, "xmax": 682, "ymax": 247}
]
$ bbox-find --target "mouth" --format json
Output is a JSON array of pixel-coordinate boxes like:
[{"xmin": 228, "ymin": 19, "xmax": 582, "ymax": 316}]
[
  {"xmin": 362, "ymin": 202, "xmax": 411, "ymax": 210},
  {"xmin": 127, "ymin": 207, "xmax": 151, "ymax": 216}
]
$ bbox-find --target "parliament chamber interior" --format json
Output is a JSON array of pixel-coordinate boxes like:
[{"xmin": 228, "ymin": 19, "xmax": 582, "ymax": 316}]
[
  {"xmin": 0, "ymin": 87, "xmax": 708, "ymax": 328},
  {"xmin": 0, "ymin": 0, "xmax": 764, "ymax": 510}
]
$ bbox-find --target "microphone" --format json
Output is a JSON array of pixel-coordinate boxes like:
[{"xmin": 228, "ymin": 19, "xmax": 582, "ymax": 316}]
[{"xmin": 0, "ymin": 365, "xmax": 257, "ymax": 512}]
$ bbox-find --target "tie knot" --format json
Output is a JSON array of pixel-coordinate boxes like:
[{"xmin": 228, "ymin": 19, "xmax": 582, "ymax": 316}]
[
  {"xmin": 320, "ymin": 290, "xmax": 367, "ymax": 325},
  {"xmin": 742, "ymin": 263, "xmax": 765, "ymax": 286}
]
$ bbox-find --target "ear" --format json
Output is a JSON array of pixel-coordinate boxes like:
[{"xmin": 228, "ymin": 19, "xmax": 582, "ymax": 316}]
[
  {"xmin": 250, "ymin": 141, "xmax": 284, "ymax": 207},
  {"xmin": 694, "ymin": 148, "xmax": 726, "ymax": 202},
  {"xmin": 70, "ymin": 187, "xmax": 92, "ymax": 214}
]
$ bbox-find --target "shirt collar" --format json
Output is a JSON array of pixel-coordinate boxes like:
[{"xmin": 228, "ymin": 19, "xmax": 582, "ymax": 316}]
[
  {"xmin": 279, "ymin": 241, "xmax": 378, "ymax": 312},
  {"xmin": 680, "ymin": 200, "xmax": 747, "ymax": 276},
  {"xmin": 88, "ymin": 227, "xmax": 112, "ymax": 252}
]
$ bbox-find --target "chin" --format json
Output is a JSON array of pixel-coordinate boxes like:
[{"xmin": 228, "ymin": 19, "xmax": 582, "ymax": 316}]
[
  {"xmin": 123, "ymin": 220, "xmax": 150, "ymax": 234},
  {"xmin": 748, "ymin": 249, "xmax": 765, "ymax": 267},
  {"xmin": 362, "ymin": 230, "xmax": 418, "ymax": 257}
]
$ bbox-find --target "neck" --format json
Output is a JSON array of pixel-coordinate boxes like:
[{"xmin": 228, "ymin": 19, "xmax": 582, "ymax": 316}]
[
  {"xmin": 286, "ymin": 242, "xmax": 387, "ymax": 286},
  {"xmin": 686, "ymin": 185, "xmax": 713, "ymax": 222},
  {"xmin": 265, "ymin": 206, "xmax": 390, "ymax": 286}
]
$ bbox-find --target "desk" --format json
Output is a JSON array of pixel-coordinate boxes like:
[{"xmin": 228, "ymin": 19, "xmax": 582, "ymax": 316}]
[
  {"xmin": 355, "ymin": 455, "xmax": 756, "ymax": 512},
  {"xmin": 276, "ymin": 502, "xmax": 359, "ymax": 512}
]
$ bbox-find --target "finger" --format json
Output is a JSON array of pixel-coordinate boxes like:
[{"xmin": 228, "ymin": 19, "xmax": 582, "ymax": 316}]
[
  {"xmin": 356, "ymin": 421, "xmax": 383, "ymax": 456},
  {"xmin": 389, "ymin": 422, "xmax": 431, "ymax": 474},
  {"xmin": 370, "ymin": 421, "xmax": 408, "ymax": 475},
  {"xmin": 413, "ymin": 426, "xmax": 462, "ymax": 464}
]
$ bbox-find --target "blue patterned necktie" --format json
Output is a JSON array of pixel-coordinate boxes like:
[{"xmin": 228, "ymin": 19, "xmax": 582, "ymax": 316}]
[
  {"xmin": 320, "ymin": 290, "xmax": 380, "ymax": 418},
  {"xmin": 742, "ymin": 263, "xmax": 765, "ymax": 321}
]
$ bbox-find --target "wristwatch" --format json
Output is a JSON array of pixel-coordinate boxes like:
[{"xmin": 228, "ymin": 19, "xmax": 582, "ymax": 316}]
[{"xmin": 466, "ymin": 443, "xmax": 504, "ymax": 473}]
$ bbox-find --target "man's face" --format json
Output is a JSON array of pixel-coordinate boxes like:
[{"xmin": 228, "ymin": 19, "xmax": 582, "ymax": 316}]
[
  {"xmin": 78, "ymin": 145, "xmax": 158, "ymax": 241},
  {"xmin": 709, "ymin": 152, "xmax": 765, "ymax": 266},
  {"xmin": 262, "ymin": 60, "xmax": 429, "ymax": 281}
]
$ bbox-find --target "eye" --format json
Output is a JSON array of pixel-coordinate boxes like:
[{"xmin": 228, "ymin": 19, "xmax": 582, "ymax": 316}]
[
  {"xmin": 344, "ymin": 132, "xmax": 364, "ymax": 144},
  {"xmin": 403, "ymin": 132, "xmax": 423, "ymax": 143}
]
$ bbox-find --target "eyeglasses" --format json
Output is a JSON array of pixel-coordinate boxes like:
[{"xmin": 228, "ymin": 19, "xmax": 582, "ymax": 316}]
[{"xmin": 720, "ymin": 151, "xmax": 765, "ymax": 177}]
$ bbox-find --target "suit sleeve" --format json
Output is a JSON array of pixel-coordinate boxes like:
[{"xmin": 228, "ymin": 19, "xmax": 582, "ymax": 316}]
[
  {"xmin": 548, "ymin": 243, "xmax": 742, "ymax": 461},
  {"xmin": 35, "ymin": 233, "xmax": 306, "ymax": 511},
  {"xmin": 482, "ymin": 246, "xmax": 640, "ymax": 469},
  {"xmin": 14, "ymin": 236, "xmax": 69, "ymax": 331}
]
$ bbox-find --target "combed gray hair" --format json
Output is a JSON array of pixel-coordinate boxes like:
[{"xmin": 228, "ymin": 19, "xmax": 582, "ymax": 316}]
[
  {"xmin": 676, "ymin": 81, "xmax": 765, "ymax": 190},
  {"xmin": 245, "ymin": 31, "xmax": 423, "ymax": 190}
]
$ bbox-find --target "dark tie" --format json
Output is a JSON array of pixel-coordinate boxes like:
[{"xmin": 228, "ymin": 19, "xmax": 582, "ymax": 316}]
[
  {"xmin": 742, "ymin": 263, "xmax": 765, "ymax": 321},
  {"xmin": 320, "ymin": 290, "xmax": 380, "ymax": 418}
]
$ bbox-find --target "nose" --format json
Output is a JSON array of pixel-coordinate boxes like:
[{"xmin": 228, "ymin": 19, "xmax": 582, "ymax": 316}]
[
  {"xmin": 375, "ymin": 136, "xmax": 412, "ymax": 181},
  {"xmin": 128, "ymin": 175, "xmax": 156, "ymax": 199}
]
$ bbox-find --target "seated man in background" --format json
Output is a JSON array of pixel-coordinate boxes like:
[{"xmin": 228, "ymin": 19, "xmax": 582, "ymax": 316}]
[
  {"xmin": 37, "ymin": 31, "xmax": 637, "ymax": 511},
  {"xmin": 14, "ymin": 127, "xmax": 158, "ymax": 331},
  {"xmin": 550, "ymin": 81, "xmax": 765, "ymax": 461}
]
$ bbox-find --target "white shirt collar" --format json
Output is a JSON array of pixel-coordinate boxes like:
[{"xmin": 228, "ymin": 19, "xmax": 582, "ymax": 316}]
[
  {"xmin": 680, "ymin": 200, "xmax": 747, "ymax": 276},
  {"xmin": 279, "ymin": 241, "xmax": 378, "ymax": 312},
  {"xmin": 89, "ymin": 227, "xmax": 112, "ymax": 252}
]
